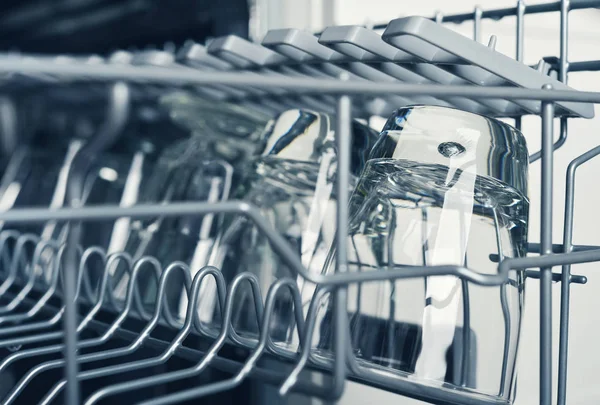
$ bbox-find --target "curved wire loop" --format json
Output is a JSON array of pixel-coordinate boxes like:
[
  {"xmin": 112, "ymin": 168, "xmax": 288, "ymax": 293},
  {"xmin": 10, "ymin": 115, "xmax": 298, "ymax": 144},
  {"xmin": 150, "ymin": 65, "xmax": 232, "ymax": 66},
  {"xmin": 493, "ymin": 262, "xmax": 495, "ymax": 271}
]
[
  {"xmin": 0, "ymin": 230, "xmax": 25, "ymax": 285},
  {"xmin": 0, "ymin": 233, "xmax": 40, "ymax": 298},
  {"xmin": 0, "ymin": 237, "xmax": 58, "ymax": 314},
  {"xmin": 0, "ymin": 244, "xmax": 93, "ymax": 340},
  {"xmin": 0, "ymin": 254, "xmax": 162, "ymax": 383},
  {"xmin": 36, "ymin": 264, "xmax": 219, "ymax": 405},
  {"xmin": 137, "ymin": 277, "xmax": 307, "ymax": 405},
  {"xmin": 81, "ymin": 271, "xmax": 260, "ymax": 405},
  {"xmin": 6, "ymin": 257, "xmax": 191, "ymax": 405},
  {"xmin": 279, "ymin": 285, "xmax": 334, "ymax": 397}
]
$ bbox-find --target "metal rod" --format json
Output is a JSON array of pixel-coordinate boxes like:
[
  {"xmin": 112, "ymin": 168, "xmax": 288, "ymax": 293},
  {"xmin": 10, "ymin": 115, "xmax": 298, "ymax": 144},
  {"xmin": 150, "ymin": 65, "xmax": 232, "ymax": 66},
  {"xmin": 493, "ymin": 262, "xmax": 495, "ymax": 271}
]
[
  {"xmin": 333, "ymin": 91, "xmax": 352, "ymax": 398},
  {"xmin": 4, "ymin": 202, "xmax": 600, "ymax": 287},
  {"xmin": 558, "ymin": 161, "xmax": 575, "ymax": 405},
  {"xmin": 492, "ymin": 208, "xmax": 512, "ymax": 398},
  {"xmin": 530, "ymin": 118, "xmax": 568, "ymax": 163},
  {"xmin": 528, "ymin": 242, "xmax": 600, "ymax": 253},
  {"xmin": 0, "ymin": 61, "xmax": 599, "ymax": 103},
  {"xmin": 529, "ymin": 18, "xmax": 573, "ymax": 164},
  {"xmin": 499, "ymin": 283, "xmax": 512, "ymax": 396},
  {"xmin": 373, "ymin": 0, "xmax": 600, "ymax": 28},
  {"xmin": 525, "ymin": 270, "xmax": 587, "ymax": 285},
  {"xmin": 557, "ymin": 144, "xmax": 600, "ymax": 405},
  {"xmin": 516, "ymin": 0, "xmax": 526, "ymax": 62},
  {"xmin": 560, "ymin": 0, "xmax": 570, "ymax": 84},
  {"xmin": 62, "ymin": 82, "xmax": 129, "ymax": 405},
  {"xmin": 569, "ymin": 60, "xmax": 600, "ymax": 72},
  {"xmin": 501, "ymin": 246, "xmax": 600, "ymax": 273},
  {"xmin": 460, "ymin": 278, "xmax": 471, "ymax": 387},
  {"xmin": 474, "ymin": 6, "xmax": 483, "ymax": 43},
  {"xmin": 540, "ymin": 88, "xmax": 555, "ymax": 405},
  {"xmin": 63, "ymin": 224, "xmax": 80, "ymax": 405},
  {"xmin": 556, "ymin": 2, "xmax": 571, "ymax": 402},
  {"xmin": 513, "ymin": 0, "xmax": 525, "ymax": 132}
]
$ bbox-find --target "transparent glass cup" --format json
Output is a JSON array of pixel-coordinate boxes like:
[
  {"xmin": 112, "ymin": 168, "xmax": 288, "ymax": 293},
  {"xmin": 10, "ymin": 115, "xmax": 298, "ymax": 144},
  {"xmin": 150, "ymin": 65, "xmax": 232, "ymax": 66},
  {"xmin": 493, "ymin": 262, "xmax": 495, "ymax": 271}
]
[
  {"xmin": 315, "ymin": 105, "xmax": 529, "ymax": 404},
  {"xmin": 214, "ymin": 109, "xmax": 378, "ymax": 350},
  {"xmin": 159, "ymin": 91, "xmax": 272, "ymax": 164},
  {"xmin": 106, "ymin": 94, "xmax": 270, "ymax": 321},
  {"xmin": 114, "ymin": 134, "xmax": 234, "ymax": 322}
]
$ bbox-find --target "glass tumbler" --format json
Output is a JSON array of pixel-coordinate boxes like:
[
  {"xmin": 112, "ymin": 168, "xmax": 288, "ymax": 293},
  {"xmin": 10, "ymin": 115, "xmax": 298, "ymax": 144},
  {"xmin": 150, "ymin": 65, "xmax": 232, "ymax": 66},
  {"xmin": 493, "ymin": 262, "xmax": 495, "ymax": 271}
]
[
  {"xmin": 216, "ymin": 109, "xmax": 378, "ymax": 349},
  {"xmin": 316, "ymin": 105, "xmax": 529, "ymax": 404},
  {"xmin": 159, "ymin": 91, "xmax": 272, "ymax": 164}
]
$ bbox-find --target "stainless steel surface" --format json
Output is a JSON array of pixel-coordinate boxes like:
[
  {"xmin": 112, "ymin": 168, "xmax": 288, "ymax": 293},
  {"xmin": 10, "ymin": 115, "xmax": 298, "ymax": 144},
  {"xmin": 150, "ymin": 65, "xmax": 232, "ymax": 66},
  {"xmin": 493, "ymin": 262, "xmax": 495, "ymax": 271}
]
[{"xmin": 540, "ymin": 93, "xmax": 555, "ymax": 405}]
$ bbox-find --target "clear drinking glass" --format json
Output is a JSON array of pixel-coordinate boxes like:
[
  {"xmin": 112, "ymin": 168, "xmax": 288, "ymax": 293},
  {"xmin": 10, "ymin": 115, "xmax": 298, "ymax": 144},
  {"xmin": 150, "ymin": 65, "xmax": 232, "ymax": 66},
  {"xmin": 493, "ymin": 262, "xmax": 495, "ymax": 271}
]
[
  {"xmin": 159, "ymin": 91, "xmax": 272, "ymax": 164},
  {"xmin": 105, "ymin": 93, "xmax": 270, "ymax": 318},
  {"xmin": 315, "ymin": 105, "xmax": 529, "ymax": 404},
  {"xmin": 113, "ymin": 133, "xmax": 234, "ymax": 322},
  {"xmin": 215, "ymin": 109, "xmax": 378, "ymax": 349}
]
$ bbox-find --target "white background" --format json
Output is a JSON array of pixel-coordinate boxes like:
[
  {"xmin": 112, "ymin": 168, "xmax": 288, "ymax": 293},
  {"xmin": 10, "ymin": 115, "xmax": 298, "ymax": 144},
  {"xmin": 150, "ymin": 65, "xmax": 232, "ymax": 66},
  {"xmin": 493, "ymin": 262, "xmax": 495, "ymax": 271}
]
[{"xmin": 252, "ymin": 1, "xmax": 600, "ymax": 404}]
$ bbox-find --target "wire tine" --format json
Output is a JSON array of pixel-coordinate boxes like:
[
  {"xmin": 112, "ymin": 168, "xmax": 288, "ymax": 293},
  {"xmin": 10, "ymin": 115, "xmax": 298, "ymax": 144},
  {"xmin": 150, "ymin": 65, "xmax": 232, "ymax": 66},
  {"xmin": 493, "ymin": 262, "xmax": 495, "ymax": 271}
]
[
  {"xmin": 78, "ymin": 246, "xmax": 108, "ymax": 305},
  {"xmin": 77, "ymin": 252, "xmax": 133, "ymax": 333},
  {"xmin": 34, "ymin": 262, "xmax": 201, "ymax": 405},
  {"xmin": 102, "ymin": 252, "xmax": 134, "ymax": 313},
  {"xmin": 0, "ymin": 238, "xmax": 58, "ymax": 314},
  {"xmin": 490, "ymin": 207, "xmax": 513, "ymax": 397},
  {"xmin": 188, "ymin": 271, "xmax": 262, "ymax": 366},
  {"xmin": 33, "ymin": 238, "xmax": 61, "ymax": 286},
  {"xmin": 0, "ymin": 244, "xmax": 88, "ymax": 338},
  {"xmin": 540, "ymin": 95, "xmax": 555, "ymax": 405},
  {"xmin": 265, "ymin": 279, "xmax": 306, "ymax": 359},
  {"xmin": 0, "ymin": 233, "xmax": 40, "ymax": 297},
  {"xmin": 79, "ymin": 245, "xmax": 108, "ymax": 302},
  {"xmin": 15, "ymin": 233, "xmax": 41, "ymax": 282},
  {"xmin": 113, "ymin": 256, "xmax": 163, "ymax": 329},
  {"xmin": 558, "ymin": 143, "xmax": 600, "ymax": 405},
  {"xmin": 0, "ymin": 230, "xmax": 22, "ymax": 280},
  {"xmin": 10, "ymin": 235, "xmax": 50, "ymax": 290},
  {"xmin": 0, "ymin": 244, "xmax": 68, "ymax": 340},
  {"xmin": 279, "ymin": 286, "xmax": 333, "ymax": 396},
  {"xmin": 160, "ymin": 261, "xmax": 194, "ymax": 329},
  {"xmin": 138, "ymin": 277, "xmax": 306, "ymax": 405},
  {"xmin": 227, "ymin": 271, "xmax": 264, "ymax": 349},
  {"xmin": 4, "ymin": 252, "xmax": 134, "ymax": 404},
  {"xmin": 191, "ymin": 265, "xmax": 227, "ymax": 340},
  {"xmin": 128, "ymin": 256, "xmax": 162, "ymax": 321},
  {"xmin": 81, "ymin": 269, "xmax": 252, "ymax": 405},
  {"xmin": 0, "ymin": 254, "xmax": 162, "ymax": 379},
  {"xmin": 154, "ymin": 261, "xmax": 193, "ymax": 328}
]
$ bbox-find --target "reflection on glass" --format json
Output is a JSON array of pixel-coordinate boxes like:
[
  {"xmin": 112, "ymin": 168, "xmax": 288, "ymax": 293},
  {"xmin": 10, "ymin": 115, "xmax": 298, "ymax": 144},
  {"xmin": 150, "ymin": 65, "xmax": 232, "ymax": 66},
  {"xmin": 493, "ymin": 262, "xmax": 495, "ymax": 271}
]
[
  {"xmin": 215, "ymin": 109, "xmax": 378, "ymax": 348},
  {"xmin": 115, "ymin": 132, "xmax": 233, "ymax": 320},
  {"xmin": 316, "ymin": 105, "xmax": 529, "ymax": 404},
  {"xmin": 160, "ymin": 91, "xmax": 272, "ymax": 163}
]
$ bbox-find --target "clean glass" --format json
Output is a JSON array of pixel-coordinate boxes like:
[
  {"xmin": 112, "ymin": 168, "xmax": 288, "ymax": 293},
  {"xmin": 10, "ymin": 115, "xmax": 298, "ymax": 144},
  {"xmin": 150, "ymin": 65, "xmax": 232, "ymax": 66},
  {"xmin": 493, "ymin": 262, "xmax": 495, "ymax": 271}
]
[
  {"xmin": 216, "ymin": 109, "xmax": 378, "ymax": 348},
  {"xmin": 316, "ymin": 105, "xmax": 529, "ymax": 404},
  {"xmin": 160, "ymin": 91, "xmax": 272, "ymax": 164}
]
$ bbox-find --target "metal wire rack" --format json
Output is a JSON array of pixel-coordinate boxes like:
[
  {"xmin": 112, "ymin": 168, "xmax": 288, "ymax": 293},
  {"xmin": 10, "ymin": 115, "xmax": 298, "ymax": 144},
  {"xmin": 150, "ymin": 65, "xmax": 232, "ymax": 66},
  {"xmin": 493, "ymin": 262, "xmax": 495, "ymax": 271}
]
[{"xmin": 0, "ymin": 1, "xmax": 599, "ymax": 405}]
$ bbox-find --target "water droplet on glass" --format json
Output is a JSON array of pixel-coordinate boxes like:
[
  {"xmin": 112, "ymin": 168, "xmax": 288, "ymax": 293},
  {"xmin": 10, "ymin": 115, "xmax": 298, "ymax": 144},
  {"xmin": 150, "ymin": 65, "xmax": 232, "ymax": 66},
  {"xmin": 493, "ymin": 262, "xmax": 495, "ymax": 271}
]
[{"xmin": 438, "ymin": 142, "xmax": 466, "ymax": 158}]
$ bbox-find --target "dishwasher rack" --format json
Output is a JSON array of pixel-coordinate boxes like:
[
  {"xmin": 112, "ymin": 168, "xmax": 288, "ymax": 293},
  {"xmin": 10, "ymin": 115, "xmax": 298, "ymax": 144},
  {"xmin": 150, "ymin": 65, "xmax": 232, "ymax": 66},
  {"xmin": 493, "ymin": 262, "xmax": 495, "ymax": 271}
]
[{"xmin": 0, "ymin": 1, "xmax": 599, "ymax": 405}]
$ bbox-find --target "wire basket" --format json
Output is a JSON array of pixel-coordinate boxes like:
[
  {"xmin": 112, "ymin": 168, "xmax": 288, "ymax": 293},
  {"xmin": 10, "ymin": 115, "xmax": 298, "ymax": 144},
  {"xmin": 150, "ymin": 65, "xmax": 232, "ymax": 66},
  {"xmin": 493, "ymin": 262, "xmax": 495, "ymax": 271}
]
[{"xmin": 0, "ymin": 1, "xmax": 599, "ymax": 404}]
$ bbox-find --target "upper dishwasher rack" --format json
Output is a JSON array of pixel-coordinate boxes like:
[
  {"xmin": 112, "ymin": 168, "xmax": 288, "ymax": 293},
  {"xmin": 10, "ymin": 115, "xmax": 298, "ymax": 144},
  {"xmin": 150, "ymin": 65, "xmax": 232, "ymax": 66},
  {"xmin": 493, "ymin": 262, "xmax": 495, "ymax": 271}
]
[{"xmin": 0, "ymin": 15, "xmax": 593, "ymax": 119}]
